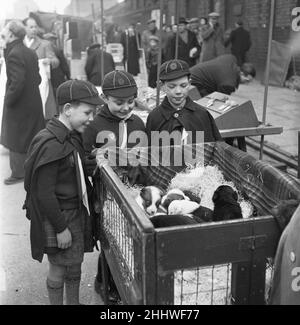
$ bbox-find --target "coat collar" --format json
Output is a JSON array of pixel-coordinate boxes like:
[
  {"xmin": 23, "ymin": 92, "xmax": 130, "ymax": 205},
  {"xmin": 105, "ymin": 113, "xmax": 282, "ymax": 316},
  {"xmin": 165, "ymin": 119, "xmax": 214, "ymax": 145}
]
[
  {"xmin": 98, "ymin": 104, "xmax": 135, "ymax": 122},
  {"xmin": 160, "ymin": 96, "xmax": 196, "ymax": 121},
  {"xmin": 46, "ymin": 117, "xmax": 76, "ymax": 144},
  {"xmin": 5, "ymin": 39, "xmax": 23, "ymax": 56}
]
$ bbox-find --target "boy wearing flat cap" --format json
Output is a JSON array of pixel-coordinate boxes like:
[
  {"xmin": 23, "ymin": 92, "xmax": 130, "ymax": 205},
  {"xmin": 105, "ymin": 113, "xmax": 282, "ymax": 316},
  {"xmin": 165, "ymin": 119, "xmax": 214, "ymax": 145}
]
[
  {"xmin": 83, "ymin": 70, "xmax": 146, "ymax": 156},
  {"xmin": 146, "ymin": 59, "xmax": 222, "ymax": 145},
  {"xmin": 82, "ymin": 70, "xmax": 146, "ymax": 303},
  {"xmin": 24, "ymin": 80, "xmax": 103, "ymax": 305}
]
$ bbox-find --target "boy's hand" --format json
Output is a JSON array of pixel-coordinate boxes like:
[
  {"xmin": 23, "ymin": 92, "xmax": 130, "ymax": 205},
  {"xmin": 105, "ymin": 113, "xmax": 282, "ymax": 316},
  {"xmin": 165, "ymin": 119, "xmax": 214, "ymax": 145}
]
[
  {"xmin": 57, "ymin": 228, "xmax": 72, "ymax": 249},
  {"xmin": 84, "ymin": 154, "xmax": 97, "ymax": 176}
]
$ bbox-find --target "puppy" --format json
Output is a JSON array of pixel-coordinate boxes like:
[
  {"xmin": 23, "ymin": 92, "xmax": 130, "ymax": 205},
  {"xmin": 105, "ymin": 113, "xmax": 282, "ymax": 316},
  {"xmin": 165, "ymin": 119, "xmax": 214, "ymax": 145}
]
[
  {"xmin": 271, "ymin": 199, "xmax": 300, "ymax": 232},
  {"xmin": 136, "ymin": 186, "xmax": 164, "ymax": 216},
  {"xmin": 212, "ymin": 185, "xmax": 242, "ymax": 222},
  {"xmin": 193, "ymin": 206, "xmax": 214, "ymax": 223},
  {"xmin": 161, "ymin": 189, "xmax": 190, "ymax": 211}
]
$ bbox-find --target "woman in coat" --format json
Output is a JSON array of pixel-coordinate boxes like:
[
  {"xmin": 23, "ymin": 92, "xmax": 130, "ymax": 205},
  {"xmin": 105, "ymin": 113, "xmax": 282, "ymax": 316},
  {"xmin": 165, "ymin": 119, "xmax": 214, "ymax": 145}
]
[{"xmin": 0, "ymin": 20, "xmax": 44, "ymax": 185}]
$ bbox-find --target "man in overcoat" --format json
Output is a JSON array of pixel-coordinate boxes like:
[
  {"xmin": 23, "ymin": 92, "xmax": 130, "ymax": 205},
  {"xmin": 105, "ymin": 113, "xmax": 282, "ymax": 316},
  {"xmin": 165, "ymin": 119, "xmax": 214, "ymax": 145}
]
[
  {"xmin": 200, "ymin": 12, "xmax": 225, "ymax": 63},
  {"xmin": 165, "ymin": 17, "xmax": 201, "ymax": 67},
  {"xmin": 0, "ymin": 20, "xmax": 45, "ymax": 185},
  {"xmin": 225, "ymin": 20, "xmax": 252, "ymax": 67}
]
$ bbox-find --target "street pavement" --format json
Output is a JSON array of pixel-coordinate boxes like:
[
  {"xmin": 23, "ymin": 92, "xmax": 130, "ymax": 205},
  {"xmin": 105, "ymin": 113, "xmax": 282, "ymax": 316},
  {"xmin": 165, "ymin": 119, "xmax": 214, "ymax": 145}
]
[
  {"xmin": 235, "ymin": 79, "xmax": 300, "ymax": 157},
  {"xmin": 0, "ymin": 80, "xmax": 299, "ymax": 305}
]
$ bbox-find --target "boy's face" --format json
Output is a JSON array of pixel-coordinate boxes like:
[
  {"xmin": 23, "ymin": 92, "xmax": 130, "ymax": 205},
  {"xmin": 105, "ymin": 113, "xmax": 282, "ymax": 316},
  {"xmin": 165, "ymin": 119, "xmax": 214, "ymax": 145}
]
[
  {"xmin": 105, "ymin": 95, "xmax": 136, "ymax": 119},
  {"xmin": 66, "ymin": 102, "xmax": 95, "ymax": 133},
  {"xmin": 162, "ymin": 76, "xmax": 190, "ymax": 108}
]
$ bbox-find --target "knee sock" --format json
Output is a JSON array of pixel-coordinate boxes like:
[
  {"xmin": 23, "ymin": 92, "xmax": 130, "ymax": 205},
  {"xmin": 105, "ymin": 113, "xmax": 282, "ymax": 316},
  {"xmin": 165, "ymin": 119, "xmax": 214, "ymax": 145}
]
[
  {"xmin": 46, "ymin": 278, "xmax": 64, "ymax": 305},
  {"xmin": 65, "ymin": 264, "xmax": 82, "ymax": 305}
]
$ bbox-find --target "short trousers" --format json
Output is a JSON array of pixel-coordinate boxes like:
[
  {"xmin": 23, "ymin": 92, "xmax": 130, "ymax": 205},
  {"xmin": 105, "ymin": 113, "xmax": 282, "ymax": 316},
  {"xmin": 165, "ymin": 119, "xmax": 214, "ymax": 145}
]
[{"xmin": 45, "ymin": 209, "xmax": 84, "ymax": 266}]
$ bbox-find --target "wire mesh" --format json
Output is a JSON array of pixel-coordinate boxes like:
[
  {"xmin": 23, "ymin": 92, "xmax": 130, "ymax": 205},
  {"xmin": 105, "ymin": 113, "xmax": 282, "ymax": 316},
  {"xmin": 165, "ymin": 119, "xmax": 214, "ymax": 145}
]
[
  {"xmin": 174, "ymin": 264, "xmax": 232, "ymax": 305},
  {"xmin": 102, "ymin": 189, "xmax": 135, "ymax": 282}
]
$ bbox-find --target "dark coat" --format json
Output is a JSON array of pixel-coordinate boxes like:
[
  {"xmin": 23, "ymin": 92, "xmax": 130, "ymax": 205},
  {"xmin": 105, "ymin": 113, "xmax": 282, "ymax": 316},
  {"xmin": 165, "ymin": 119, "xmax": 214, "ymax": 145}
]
[
  {"xmin": 146, "ymin": 96, "xmax": 222, "ymax": 144},
  {"xmin": 225, "ymin": 27, "xmax": 251, "ymax": 66},
  {"xmin": 190, "ymin": 54, "xmax": 241, "ymax": 96},
  {"xmin": 200, "ymin": 24, "xmax": 225, "ymax": 63},
  {"xmin": 85, "ymin": 49, "xmax": 115, "ymax": 86},
  {"xmin": 165, "ymin": 30, "xmax": 201, "ymax": 67},
  {"xmin": 24, "ymin": 118, "xmax": 93, "ymax": 262},
  {"xmin": 120, "ymin": 31, "xmax": 140, "ymax": 76},
  {"xmin": 1, "ymin": 39, "xmax": 44, "ymax": 153},
  {"xmin": 50, "ymin": 46, "xmax": 70, "ymax": 94},
  {"xmin": 83, "ymin": 104, "xmax": 146, "ymax": 153},
  {"xmin": 269, "ymin": 206, "xmax": 300, "ymax": 305}
]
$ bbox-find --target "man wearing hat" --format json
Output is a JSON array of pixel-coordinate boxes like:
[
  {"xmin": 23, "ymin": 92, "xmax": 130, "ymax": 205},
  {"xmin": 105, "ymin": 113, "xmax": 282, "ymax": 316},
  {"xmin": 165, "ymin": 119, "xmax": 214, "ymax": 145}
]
[
  {"xmin": 85, "ymin": 43, "xmax": 115, "ymax": 86},
  {"xmin": 82, "ymin": 70, "xmax": 146, "ymax": 303},
  {"xmin": 165, "ymin": 17, "xmax": 201, "ymax": 67},
  {"xmin": 200, "ymin": 12, "xmax": 225, "ymax": 62},
  {"xmin": 141, "ymin": 19, "xmax": 159, "ymax": 53},
  {"xmin": 146, "ymin": 59, "xmax": 221, "ymax": 145},
  {"xmin": 24, "ymin": 79, "xmax": 103, "ymax": 305}
]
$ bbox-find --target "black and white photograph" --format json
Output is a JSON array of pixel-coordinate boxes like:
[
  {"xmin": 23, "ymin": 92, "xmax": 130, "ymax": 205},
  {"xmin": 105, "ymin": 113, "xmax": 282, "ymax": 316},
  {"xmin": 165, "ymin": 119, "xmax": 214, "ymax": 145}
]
[{"xmin": 0, "ymin": 0, "xmax": 300, "ymax": 308}]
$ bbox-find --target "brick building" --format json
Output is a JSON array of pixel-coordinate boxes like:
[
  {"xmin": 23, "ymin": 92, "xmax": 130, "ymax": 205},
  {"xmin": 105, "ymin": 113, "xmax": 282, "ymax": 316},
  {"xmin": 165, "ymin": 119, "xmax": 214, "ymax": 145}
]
[{"xmin": 105, "ymin": 0, "xmax": 300, "ymax": 76}]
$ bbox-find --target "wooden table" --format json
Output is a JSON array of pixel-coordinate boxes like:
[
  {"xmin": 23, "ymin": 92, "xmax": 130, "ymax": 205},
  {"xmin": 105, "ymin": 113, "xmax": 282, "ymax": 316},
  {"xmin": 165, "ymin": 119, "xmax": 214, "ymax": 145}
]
[{"xmin": 220, "ymin": 124, "xmax": 283, "ymax": 152}]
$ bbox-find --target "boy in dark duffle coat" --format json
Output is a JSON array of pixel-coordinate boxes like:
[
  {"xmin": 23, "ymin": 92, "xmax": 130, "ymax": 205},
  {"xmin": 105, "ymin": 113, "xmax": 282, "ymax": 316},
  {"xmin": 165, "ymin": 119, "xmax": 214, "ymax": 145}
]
[
  {"xmin": 82, "ymin": 70, "xmax": 146, "ymax": 304},
  {"xmin": 24, "ymin": 80, "xmax": 103, "ymax": 305},
  {"xmin": 146, "ymin": 59, "xmax": 222, "ymax": 145}
]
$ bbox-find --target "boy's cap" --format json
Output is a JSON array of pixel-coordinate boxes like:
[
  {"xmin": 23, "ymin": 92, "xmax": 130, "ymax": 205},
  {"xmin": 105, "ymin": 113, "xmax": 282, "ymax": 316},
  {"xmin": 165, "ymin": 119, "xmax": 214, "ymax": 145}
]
[
  {"xmin": 102, "ymin": 70, "xmax": 137, "ymax": 98},
  {"xmin": 57, "ymin": 79, "xmax": 103, "ymax": 106},
  {"xmin": 147, "ymin": 19, "xmax": 156, "ymax": 24},
  {"xmin": 159, "ymin": 59, "xmax": 190, "ymax": 81}
]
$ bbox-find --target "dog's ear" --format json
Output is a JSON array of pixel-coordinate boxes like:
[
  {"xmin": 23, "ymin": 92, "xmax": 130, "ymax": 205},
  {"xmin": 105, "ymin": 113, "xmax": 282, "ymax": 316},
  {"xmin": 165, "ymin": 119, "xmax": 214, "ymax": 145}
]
[
  {"xmin": 140, "ymin": 187, "xmax": 147, "ymax": 199},
  {"xmin": 162, "ymin": 198, "xmax": 171, "ymax": 209}
]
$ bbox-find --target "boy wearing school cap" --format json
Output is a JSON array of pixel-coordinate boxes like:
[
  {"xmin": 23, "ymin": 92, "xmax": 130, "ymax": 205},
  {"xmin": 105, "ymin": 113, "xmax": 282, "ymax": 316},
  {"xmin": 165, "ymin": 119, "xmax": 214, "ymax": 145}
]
[
  {"xmin": 146, "ymin": 59, "xmax": 222, "ymax": 145},
  {"xmin": 83, "ymin": 70, "xmax": 146, "ymax": 155},
  {"xmin": 24, "ymin": 79, "xmax": 103, "ymax": 305},
  {"xmin": 82, "ymin": 70, "xmax": 146, "ymax": 302}
]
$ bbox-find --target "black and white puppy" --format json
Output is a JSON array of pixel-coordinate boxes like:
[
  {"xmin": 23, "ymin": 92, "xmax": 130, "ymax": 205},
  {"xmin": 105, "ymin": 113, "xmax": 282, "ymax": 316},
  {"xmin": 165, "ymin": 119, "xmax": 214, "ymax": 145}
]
[
  {"xmin": 136, "ymin": 186, "xmax": 164, "ymax": 216},
  {"xmin": 161, "ymin": 189, "xmax": 191, "ymax": 211},
  {"xmin": 212, "ymin": 185, "xmax": 243, "ymax": 222}
]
